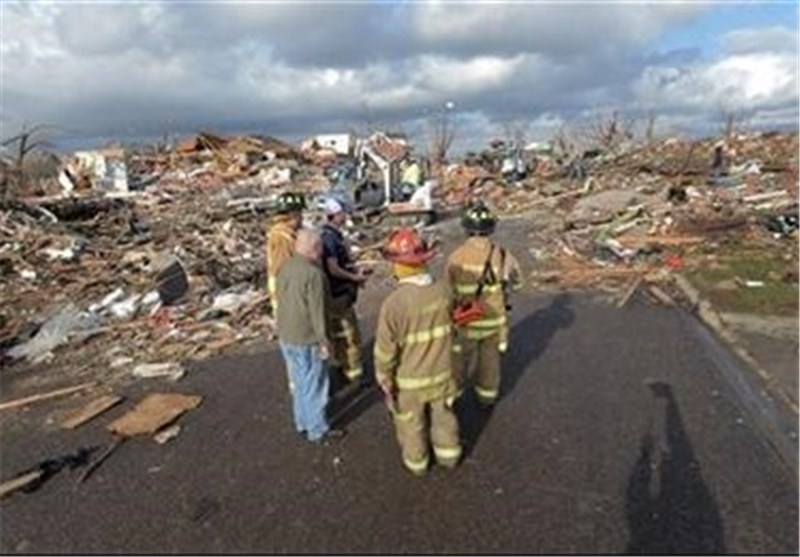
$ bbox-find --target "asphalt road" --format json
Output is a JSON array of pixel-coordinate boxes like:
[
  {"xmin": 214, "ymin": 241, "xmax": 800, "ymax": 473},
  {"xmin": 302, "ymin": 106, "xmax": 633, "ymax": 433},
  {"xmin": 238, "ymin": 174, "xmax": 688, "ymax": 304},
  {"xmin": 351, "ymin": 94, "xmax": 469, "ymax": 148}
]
[{"xmin": 0, "ymin": 289, "xmax": 797, "ymax": 554}]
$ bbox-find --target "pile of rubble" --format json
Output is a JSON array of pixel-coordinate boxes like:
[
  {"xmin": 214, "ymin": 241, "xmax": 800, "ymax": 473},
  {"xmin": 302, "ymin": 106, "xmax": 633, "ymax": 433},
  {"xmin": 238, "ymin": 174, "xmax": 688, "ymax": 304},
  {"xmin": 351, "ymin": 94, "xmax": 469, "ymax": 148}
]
[
  {"xmin": 0, "ymin": 132, "xmax": 365, "ymax": 381},
  {"xmin": 439, "ymin": 132, "xmax": 798, "ymax": 297},
  {"xmin": 1, "ymin": 128, "xmax": 796, "ymax": 382}
]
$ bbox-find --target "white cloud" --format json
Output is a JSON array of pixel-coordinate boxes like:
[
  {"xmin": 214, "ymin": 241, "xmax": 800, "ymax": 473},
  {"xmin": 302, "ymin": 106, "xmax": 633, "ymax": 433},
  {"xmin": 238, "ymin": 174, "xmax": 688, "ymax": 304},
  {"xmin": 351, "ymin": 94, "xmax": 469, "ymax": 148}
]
[
  {"xmin": 416, "ymin": 55, "xmax": 525, "ymax": 94},
  {"xmin": 413, "ymin": 3, "xmax": 710, "ymax": 57},
  {"xmin": 0, "ymin": 0, "xmax": 795, "ymax": 147},
  {"xmin": 633, "ymin": 52, "xmax": 797, "ymax": 111},
  {"xmin": 721, "ymin": 26, "xmax": 797, "ymax": 54}
]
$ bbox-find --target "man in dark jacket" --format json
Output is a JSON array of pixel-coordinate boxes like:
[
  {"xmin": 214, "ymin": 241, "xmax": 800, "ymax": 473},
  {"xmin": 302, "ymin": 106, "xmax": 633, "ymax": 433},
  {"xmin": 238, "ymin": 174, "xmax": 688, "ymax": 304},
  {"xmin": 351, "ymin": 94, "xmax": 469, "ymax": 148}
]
[{"xmin": 320, "ymin": 198, "xmax": 367, "ymax": 387}]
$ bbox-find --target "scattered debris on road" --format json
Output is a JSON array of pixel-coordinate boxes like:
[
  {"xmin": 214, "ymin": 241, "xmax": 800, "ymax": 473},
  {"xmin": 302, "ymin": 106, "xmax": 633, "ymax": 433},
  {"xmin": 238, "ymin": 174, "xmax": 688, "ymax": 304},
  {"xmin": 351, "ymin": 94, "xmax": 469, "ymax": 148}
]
[
  {"xmin": 153, "ymin": 424, "xmax": 182, "ymax": 445},
  {"xmin": 1, "ymin": 128, "xmax": 796, "ymax": 488},
  {"xmin": 0, "ymin": 382, "xmax": 97, "ymax": 412},
  {"xmin": 0, "ymin": 470, "xmax": 44, "ymax": 500},
  {"xmin": 107, "ymin": 393, "xmax": 202, "ymax": 437}
]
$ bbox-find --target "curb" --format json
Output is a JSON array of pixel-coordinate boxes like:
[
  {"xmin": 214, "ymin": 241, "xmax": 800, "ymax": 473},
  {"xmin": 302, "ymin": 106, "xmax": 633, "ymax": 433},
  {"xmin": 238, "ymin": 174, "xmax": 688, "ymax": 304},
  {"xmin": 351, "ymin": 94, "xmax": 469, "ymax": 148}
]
[{"xmin": 673, "ymin": 273, "xmax": 799, "ymax": 415}]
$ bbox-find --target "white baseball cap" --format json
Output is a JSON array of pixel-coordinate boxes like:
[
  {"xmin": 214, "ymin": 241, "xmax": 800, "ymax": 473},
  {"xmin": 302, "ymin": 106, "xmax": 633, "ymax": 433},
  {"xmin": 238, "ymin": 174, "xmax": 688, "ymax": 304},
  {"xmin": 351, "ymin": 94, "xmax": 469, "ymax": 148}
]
[{"xmin": 323, "ymin": 198, "xmax": 344, "ymax": 216}]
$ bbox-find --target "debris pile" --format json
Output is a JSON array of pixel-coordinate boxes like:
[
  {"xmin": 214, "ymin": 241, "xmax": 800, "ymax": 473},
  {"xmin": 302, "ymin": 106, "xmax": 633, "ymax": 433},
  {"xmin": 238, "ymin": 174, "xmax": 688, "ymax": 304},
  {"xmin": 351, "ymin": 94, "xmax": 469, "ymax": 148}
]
[
  {"xmin": 0, "ymin": 132, "xmax": 329, "ymax": 379},
  {"xmin": 1, "ymin": 129, "xmax": 797, "ymax": 381},
  {"xmin": 439, "ymin": 132, "xmax": 798, "ymax": 298},
  {"xmin": 520, "ymin": 134, "xmax": 798, "ymax": 296},
  {"xmin": 0, "ymin": 127, "xmax": 427, "ymax": 382}
]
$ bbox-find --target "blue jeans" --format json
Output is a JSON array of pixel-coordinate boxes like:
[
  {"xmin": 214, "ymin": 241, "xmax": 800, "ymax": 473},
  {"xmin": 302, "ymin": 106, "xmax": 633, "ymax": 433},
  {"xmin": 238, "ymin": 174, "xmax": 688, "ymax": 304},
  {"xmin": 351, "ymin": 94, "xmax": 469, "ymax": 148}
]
[{"xmin": 279, "ymin": 342, "xmax": 330, "ymax": 441}]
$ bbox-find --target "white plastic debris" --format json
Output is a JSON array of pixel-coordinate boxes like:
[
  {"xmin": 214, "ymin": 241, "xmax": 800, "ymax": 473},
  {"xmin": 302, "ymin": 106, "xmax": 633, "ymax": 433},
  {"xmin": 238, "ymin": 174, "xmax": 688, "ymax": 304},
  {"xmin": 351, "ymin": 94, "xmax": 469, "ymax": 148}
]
[
  {"xmin": 154, "ymin": 424, "xmax": 181, "ymax": 445},
  {"xmin": 110, "ymin": 356, "xmax": 134, "ymax": 369},
  {"xmin": 212, "ymin": 289, "xmax": 259, "ymax": 314},
  {"xmin": 91, "ymin": 287, "xmax": 125, "ymax": 313},
  {"xmin": 43, "ymin": 247, "xmax": 77, "ymax": 261},
  {"xmin": 7, "ymin": 304, "xmax": 84, "ymax": 362},
  {"xmin": 132, "ymin": 362, "xmax": 185, "ymax": 381},
  {"xmin": 110, "ymin": 294, "xmax": 141, "ymax": 320}
]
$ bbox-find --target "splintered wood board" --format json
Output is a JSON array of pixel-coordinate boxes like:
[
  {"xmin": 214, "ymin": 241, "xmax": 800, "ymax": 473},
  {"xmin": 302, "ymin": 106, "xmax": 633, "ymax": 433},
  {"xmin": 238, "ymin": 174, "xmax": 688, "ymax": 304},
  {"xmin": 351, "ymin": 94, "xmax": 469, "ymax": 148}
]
[
  {"xmin": 107, "ymin": 393, "xmax": 202, "ymax": 437},
  {"xmin": 61, "ymin": 395, "xmax": 124, "ymax": 430}
]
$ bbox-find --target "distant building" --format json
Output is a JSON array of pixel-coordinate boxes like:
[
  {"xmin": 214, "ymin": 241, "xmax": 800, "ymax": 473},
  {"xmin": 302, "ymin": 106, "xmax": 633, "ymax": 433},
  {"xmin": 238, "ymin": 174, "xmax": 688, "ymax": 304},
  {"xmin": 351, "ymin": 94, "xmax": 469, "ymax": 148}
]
[{"xmin": 314, "ymin": 133, "xmax": 354, "ymax": 156}]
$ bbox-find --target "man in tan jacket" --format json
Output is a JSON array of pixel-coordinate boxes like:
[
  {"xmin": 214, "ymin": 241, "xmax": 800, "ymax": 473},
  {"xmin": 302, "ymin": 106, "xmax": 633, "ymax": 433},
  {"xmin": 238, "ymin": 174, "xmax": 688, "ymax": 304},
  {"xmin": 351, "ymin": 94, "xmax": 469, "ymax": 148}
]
[
  {"xmin": 446, "ymin": 202, "xmax": 522, "ymax": 407},
  {"xmin": 374, "ymin": 228, "xmax": 461, "ymax": 476},
  {"xmin": 266, "ymin": 192, "xmax": 306, "ymax": 315}
]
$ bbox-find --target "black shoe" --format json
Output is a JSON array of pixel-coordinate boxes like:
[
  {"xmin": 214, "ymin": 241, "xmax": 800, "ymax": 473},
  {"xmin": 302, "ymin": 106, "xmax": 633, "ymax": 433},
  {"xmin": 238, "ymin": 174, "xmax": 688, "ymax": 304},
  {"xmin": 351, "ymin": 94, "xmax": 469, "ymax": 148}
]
[{"xmin": 312, "ymin": 428, "xmax": 347, "ymax": 445}]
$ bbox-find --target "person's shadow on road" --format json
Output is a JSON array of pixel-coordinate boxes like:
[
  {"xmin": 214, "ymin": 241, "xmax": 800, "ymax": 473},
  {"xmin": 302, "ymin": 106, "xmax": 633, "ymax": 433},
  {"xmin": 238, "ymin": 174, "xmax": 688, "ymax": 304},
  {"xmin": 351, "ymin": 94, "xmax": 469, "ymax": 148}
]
[
  {"xmin": 625, "ymin": 381, "xmax": 726, "ymax": 554},
  {"xmin": 459, "ymin": 293, "xmax": 575, "ymax": 457}
]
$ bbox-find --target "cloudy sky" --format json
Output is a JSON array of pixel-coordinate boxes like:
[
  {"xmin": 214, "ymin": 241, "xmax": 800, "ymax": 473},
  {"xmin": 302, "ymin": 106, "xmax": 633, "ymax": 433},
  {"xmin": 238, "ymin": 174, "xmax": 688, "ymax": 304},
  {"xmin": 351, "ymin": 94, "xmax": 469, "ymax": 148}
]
[{"xmin": 1, "ymin": 1, "xmax": 798, "ymax": 152}]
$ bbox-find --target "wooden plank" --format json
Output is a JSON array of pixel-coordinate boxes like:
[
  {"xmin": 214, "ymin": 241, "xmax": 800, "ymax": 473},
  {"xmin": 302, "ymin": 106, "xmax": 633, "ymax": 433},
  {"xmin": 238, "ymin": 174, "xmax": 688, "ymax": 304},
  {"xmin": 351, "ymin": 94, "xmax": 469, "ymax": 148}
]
[
  {"xmin": 0, "ymin": 382, "xmax": 96, "ymax": 412},
  {"xmin": 0, "ymin": 470, "xmax": 44, "ymax": 500},
  {"xmin": 107, "ymin": 393, "xmax": 202, "ymax": 437},
  {"xmin": 61, "ymin": 395, "xmax": 124, "ymax": 430},
  {"xmin": 648, "ymin": 285, "xmax": 675, "ymax": 306},
  {"xmin": 615, "ymin": 234, "xmax": 705, "ymax": 247}
]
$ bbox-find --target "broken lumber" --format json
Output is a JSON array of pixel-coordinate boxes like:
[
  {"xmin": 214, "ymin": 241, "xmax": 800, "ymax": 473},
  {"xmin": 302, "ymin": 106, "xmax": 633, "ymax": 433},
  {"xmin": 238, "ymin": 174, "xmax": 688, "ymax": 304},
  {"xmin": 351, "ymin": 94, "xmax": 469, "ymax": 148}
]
[
  {"xmin": 617, "ymin": 277, "xmax": 642, "ymax": 308},
  {"xmin": 0, "ymin": 382, "xmax": 96, "ymax": 412},
  {"xmin": 107, "ymin": 393, "xmax": 202, "ymax": 437},
  {"xmin": 615, "ymin": 234, "xmax": 705, "ymax": 247},
  {"xmin": 647, "ymin": 285, "xmax": 675, "ymax": 306},
  {"xmin": 0, "ymin": 470, "xmax": 44, "ymax": 500},
  {"xmin": 743, "ymin": 191, "xmax": 789, "ymax": 204},
  {"xmin": 61, "ymin": 395, "xmax": 124, "ymax": 429}
]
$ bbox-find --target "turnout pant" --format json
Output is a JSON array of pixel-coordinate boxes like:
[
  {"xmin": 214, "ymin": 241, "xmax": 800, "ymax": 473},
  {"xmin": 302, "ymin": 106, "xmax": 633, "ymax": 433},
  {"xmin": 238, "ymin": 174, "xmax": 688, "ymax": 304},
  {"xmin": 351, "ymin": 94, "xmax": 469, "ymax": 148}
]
[
  {"xmin": 392, "ymin": 391, "xmax": 461, "ymax": 475},
  {"xmin": 462, "ymin": 332, "xmax": 503, "ymax": 404},
  {"xmin": 329, "ymin": 295, "xmax": 363, "ymax": 382}
]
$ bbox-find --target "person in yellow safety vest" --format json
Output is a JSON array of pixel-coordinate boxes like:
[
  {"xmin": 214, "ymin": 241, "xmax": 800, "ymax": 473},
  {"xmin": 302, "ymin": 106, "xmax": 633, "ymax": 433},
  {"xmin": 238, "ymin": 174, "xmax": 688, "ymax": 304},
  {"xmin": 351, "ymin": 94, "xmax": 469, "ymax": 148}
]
[
  {"xmin": 266, "ymin": 192, "xmax": 306, "ymax": 315},
  {"xmin": 399, "ymin": 159, "xmax": 423, "ymax": 201},
  {"xmin": 375, "ymin": 228, "xmax": 462, "ymax": 476},
  {"xmin": 445, "ymin": 202, "xmax": 522, "ymax": 407}
]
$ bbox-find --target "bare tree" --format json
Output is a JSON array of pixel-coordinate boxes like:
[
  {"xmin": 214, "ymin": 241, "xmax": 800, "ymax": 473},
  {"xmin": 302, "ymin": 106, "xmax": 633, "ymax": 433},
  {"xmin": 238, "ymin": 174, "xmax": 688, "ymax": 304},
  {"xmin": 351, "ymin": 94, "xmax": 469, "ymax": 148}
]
[
  {"xmin": 2, "ymin": 124, "xmax": 58, "ymax": 168},
  {"xmin": 721, "ymin": 109, "xmax": 737, "ymax": 140},
  {"xmin": 427, "ymin": 106, "xmax": 457, "ymax": 167},
  {"xmin": 1, "ymin": 123, "xmax": 60, "ymax": 198},
  {"xmin": 645, "ymin": 111, "xmax": 658, "ymax": 144},
  {"xmin": 718, "ymin": 103, "xmax": 751, "ymax": 140},
  {"xmin": 585, "ymin": 109, "xmax": 635, "ymax": 154},
  {"xmin": 502, "ymin": 119, "xmax": 530, "ymax": 148},
  {"xmin": 551, "ymin": 122, "xmax": 579, "ymax": 160}
]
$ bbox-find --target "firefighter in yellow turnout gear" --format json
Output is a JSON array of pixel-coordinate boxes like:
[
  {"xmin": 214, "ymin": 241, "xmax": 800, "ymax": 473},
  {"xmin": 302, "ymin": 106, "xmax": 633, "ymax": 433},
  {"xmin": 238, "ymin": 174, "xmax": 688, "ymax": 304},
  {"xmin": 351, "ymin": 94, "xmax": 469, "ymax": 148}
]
[
  {"xmin": 375, "ymin": 228, "xmax": 462, "ymax": 476},
  {"xmin": 266, "ymin": 192, "xmax": 306, "ymax": 315},
  {"xmin": 446, "ymin": 203, "xmax": 522, "ymax": 406}
]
